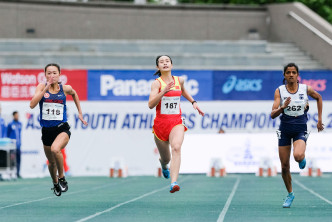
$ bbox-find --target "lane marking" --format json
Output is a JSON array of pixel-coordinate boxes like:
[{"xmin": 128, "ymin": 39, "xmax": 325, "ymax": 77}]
[
  {"xmin": 0, "ymin": 196, "xmax": 54, "ymax": 210},
  {"xmin": 217, "ymin": 177, "xmax": 240, "ymax": 222},
  {"xmin": 76, "ymin": 176, "xmax": 192, "ymax": 222},
  {"xmin": 293, "ymin": 178, "xmax": 332, "ymax": 205},
  {"xmin": 0, "ymin": 178, "xmax": 135, "ymax": 210}
]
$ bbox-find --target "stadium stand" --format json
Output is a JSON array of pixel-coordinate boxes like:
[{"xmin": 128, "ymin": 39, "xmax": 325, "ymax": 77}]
[{"xmin": 0, "ymin": 39, "xmax": 324, "ymax": 70}]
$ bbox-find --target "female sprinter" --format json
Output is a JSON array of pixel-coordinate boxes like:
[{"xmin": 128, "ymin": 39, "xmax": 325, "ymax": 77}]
[
  {"xmin": 148, "ymin": 55, "xmax": 204, "ymax": 193},
  {"xmin": 271, "ymin": 63, "xmax": 324, "ymax": 208},
  {"xmin": 30, "ymin": 63, "xmax": 88, "ymax": 196}
]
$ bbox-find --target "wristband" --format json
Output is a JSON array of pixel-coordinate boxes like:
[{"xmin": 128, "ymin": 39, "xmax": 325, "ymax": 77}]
[{"xmin": 192, "ymin": 101, "xmax": 197, "ymax": 105}]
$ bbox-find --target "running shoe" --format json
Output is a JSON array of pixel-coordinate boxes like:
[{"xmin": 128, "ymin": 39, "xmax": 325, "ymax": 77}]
[
  {"xmin": 299, "ymin": 158, "xmax": 306, "ymax": 169},
  {"xmin": 58, "ymin": 177, "xmax": 68, "ymax": 192},
  {"xmin": 282, "ymin": 192, "xmax": 295, "ymax": 208},
  {"xmin": 52, "ymin": 183, "xmax": 62, "ymax": 196},
  {"xmin": 162, "ymin": 168, "xmax": 170, "ymax": 179},
  {"xmin": 170, "ymin": 182, "xmax": 180, "ymax": 193}
]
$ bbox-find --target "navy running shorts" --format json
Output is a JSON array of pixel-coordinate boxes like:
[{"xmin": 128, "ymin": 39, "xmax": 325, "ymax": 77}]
[
  {"xmin": 277, "ymin": 123, "xmax": 309, "ymax": 146},
  {"xmin": 41, "ymin": 122, "xmax": 71, "ymax": 146}
]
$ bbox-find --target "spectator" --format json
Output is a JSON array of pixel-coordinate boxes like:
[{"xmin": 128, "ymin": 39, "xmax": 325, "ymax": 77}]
[
  {"xmin": 7, "ymin": 111, "xmax": 22, "ymax": 178},
  {"xmin": 218, "ymin": 127, "xmax": 225, "ymax": 134}
]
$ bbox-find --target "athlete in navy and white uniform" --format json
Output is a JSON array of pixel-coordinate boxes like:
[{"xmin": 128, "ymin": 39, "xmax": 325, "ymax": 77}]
[
  {"xmin": 30, "ymin": 63, "xmax": 88, "ymax": 196},
  {"xmin": 271, "ymin": 63, "xmax": 324, "ymax": 208}
]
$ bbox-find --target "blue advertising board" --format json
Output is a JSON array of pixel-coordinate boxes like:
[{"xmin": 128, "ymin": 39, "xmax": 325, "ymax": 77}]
[
  {"xmin": 213, "ymin": 70, "xmax": 332, "ymax": 100},
  {"xmin": 88, "ymin": 70, "xmax": 213, "ymax": 101}
]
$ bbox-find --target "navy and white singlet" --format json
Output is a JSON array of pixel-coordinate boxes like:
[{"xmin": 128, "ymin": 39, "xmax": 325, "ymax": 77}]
[
  {"xmin": 39, "ymin": 84, "xmax": 67, "ymax": 128},
  {"xmin": 277, "ymin": 84, "xmax": 309, "ymax": 146}
]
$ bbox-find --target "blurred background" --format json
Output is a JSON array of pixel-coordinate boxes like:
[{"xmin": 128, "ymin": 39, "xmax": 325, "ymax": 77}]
[{"xmin": 0, "ymin": 0, "xmax": 331, "ymax": 178}]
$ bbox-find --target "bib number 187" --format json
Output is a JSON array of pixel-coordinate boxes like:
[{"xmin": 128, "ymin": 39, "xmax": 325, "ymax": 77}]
[{"xmin": 161, "ymin": 97, "xmax": 180, "ymax": 115}]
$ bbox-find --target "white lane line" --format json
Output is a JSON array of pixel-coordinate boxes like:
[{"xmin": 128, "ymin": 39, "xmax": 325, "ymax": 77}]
[
  {"xmin": 0, "ymin": 178, "xmax": 135, "ymax": 210},
  {"xmin": 293, "ymin": 179, "xmax": 332, "ymax": 205},
  {"xmin": 0, "ymin": 196, "xmax": 54, "ymax": 210},
  {"xmin": 76, "ymin": 176, "xmax": 192, "ymax": 222},
  {"xmin": 217, "ymin": 177, "xmax": 241, "ymax": 222}
]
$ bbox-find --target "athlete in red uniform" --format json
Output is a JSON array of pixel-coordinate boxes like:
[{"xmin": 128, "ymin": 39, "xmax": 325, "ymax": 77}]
[{"xmin": 148, "ymin": 55, "xmax": 204, "ymax": 193}]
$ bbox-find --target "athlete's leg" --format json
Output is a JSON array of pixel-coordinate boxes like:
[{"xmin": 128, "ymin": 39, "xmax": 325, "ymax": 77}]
[
  {"xmin": 293, "ymin": 139, "xmax": 306, "ymax": 163},
  {"xmin": 279, "ymin": 145, "xmax": 292, "ymax": 193},
  {"xmin": 51, "ymin": 132, "xmax": 69, "ymax": 179},
  {"xmin": 169, "ymin": 125, "xmax": 185, "ymax": 183},
  {"xmin": 43, "ymin": 145, "xmax": 58, "ymax": 184},
  {"xmin": 154, "ymin": 136, "xmax": 170, "ymax": 169}
]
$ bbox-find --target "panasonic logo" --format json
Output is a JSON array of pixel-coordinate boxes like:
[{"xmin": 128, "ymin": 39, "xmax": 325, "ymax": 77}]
[{"xmin": 100, "ymin": 75, "xmax": 199, "ymax": 97}]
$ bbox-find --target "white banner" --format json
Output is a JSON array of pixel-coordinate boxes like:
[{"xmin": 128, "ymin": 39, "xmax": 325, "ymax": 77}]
[
  {"xmin": 0, "ymin": 101, "xmax": 331, "ymax": 177},
  {"xmin": 182, "ymin": 133, "xmax": 332, "ymax": 174}
]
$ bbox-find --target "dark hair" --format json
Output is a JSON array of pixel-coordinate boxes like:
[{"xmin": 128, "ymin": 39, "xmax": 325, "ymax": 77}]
[
  {"xmin": 283, "ymin": 62, "xmax": 299, "ymax": 84},
  {"xmin": 154, "ymin": 55, "xmax": 173, "ymax": 76},
  {"xmin": 13, "ymin": 111, "xmax": 18, "ymax": 116},
  {"xmin": 44, "ymin": 63, "xmax": 61, "ymax": 73}
]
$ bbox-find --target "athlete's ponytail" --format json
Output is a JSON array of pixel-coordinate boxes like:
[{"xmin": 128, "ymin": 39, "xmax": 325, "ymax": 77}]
[{"xmin": 154, "ymin": 55, "xmax": 172, "ymax": 76}]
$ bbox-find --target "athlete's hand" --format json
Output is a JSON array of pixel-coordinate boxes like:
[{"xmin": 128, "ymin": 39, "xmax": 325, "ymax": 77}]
[
  {"xmin": 317, "ymin": 120, "xmax": 324, "ymax": 132},
  {"xmin": 162, "ymin": 82, "xmax": 174, "ymax": 95},
  {"xmin": 193, "ymin": 102, "xmax": 204, "ymax": 116},
  {"xmin": 45, "ymin": 78, "xmax": 53, "ymax": 91},
  {"xmin": 281, "ymin": 97, "xmax": 291, "ymax": 109},
  {"xmin": 79, "ymin": 113, "xmax": 88, "ymax": 126}
]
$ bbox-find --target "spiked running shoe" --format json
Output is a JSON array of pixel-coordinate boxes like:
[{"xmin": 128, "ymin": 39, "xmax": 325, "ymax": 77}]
[
  {"xmin": 299, "ymin": 158, "xmax": 306, "ymax": 169},
  {"xmin": 162, "ymin": 168, "xmax": 170, "ymax": 179},
  {"xmin": 52, "ymin": 183, "xmax": 62, "ymax": 196},
  {"xmin": 59, "ymin": 177, "xmax": 68, "ymax": 192},
  {"xmin": 170, "ymin": 182, "xmax": 180, "ymax": 193},
  {"xmin": 282, "ymin": 192, "xmax": 295, "ymax": 208}
]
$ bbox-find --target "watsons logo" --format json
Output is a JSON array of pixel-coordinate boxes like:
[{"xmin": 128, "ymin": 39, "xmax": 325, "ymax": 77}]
[
  {"xmin": 222, "ymin": 75, "xmax": 262, "ymax": 94},
  {"xmin": 100, "ymin": 75, "xmax": 199, "ymax": 97},
  {"xmin": 1, "ymin": 72, "xmax": 37, "ymax": 85},
  {"xmin": 0, "ymin": 72, "xmax": 68, "ymax": 85}
]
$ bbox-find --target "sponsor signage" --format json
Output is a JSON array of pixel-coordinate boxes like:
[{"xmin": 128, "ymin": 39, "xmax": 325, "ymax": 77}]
[
  {"xmin": 213, "ymin": 70, "xmax": 332, "ymax": 100},
  {"xmin": 87, "ymin": 70, "xmax": 213, "ymax": 101},
  {"xmin": 0, "ymin": 69, "xmax": 87, "ymax": 101}
]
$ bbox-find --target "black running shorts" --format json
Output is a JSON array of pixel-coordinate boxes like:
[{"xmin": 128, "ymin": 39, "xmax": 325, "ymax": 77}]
[{"xmin": 41, "ymin": 122, "xmax": 71, "ymax": 146}]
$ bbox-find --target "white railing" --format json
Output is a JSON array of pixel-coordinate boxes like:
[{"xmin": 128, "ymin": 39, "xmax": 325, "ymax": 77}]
[{"xmin": 288, "ymin": 11, "xmax": 332, "ymax": 46}]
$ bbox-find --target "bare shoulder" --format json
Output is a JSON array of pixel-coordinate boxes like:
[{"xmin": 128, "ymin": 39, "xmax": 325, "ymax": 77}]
[
  {"xmin": 306, "ymin": 84, "xmax": 314, "ymax": 93},
  {"xmin": 63, "ymin": 84, "xmax": 73, "ymax": 93},
  {"xmin": 151, "ymin": 79, "xmax": 160, "ymax": 88},
  {"xmin": 273, "ymin": 88, "xmax": 281, "ymax": 99},
  {"xmin": 36, "ymin": 83, "xmax": 46, "ymax": 89},
  {"xmin": 178, "ymin": 76, "xmax": 184, "ymax": 85}
]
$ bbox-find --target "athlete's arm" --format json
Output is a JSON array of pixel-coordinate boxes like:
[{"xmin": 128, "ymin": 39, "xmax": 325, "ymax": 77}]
[
  {"xmin": 179, "ymin": 77, "xmax": 204, "ymax": 116},
  {"xmin": 64, "ymin": 85, "xmax": 88, "ymax": 126},
  {"xmin": 148, "ymin": 80, "xmax": 174, "ymax": 109},
  {"xmin": 307, "ymin": 85, "xmax": 324, "ymax": 132},
  {"xmin": 30, "ymin": 83, "xmax": 50, "ymax": 109},
  {"xmin": 271, "ymin": 88, "xmax": 290, "ymax": 119}
]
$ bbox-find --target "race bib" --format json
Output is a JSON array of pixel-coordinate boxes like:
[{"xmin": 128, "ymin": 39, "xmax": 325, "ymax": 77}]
[
  {"xmin": 161, "ymin": 97, "xmax": 180, "ymax": 115},
  {"xmin": 283, "ymin": 100, "xmax": 306, "ymax": 116},
  {"xmin": 42, "ymin": 103, "xmax": 64, "ymax": 121}
]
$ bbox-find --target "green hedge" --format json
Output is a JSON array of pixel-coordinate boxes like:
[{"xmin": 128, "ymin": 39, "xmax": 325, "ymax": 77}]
[{"xmin": 177, "ymin": 0, "xmax": 332, "ymax": 24}]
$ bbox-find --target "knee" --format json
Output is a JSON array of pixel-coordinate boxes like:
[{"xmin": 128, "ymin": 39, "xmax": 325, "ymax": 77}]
[
  {"xmin": 51, "ymin": 146, "xmax": 61, "ymax": 155},
  {"xmin": 171, "ymin": 143, "xmax": 181, "ymax": 154},
  {"xmin": 294, "ymin": 153, "xmax": 304, "ymax": 162},
  {"xmin": 48, "ymin": 160, "xmax": 56, "ymax": 168},
  {"xmin": 281, "ymin": 164, "xmax": 290, "ymax": 174}
]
